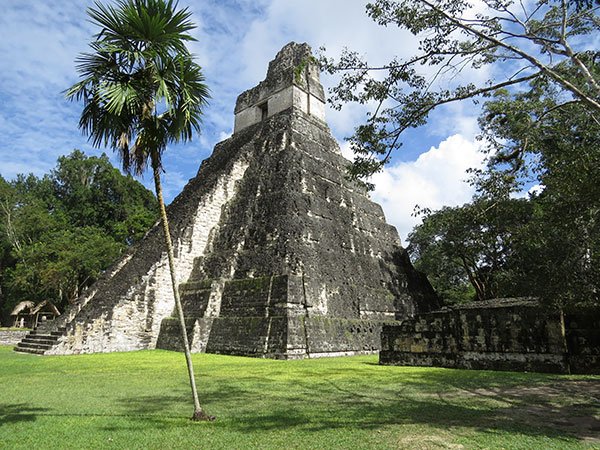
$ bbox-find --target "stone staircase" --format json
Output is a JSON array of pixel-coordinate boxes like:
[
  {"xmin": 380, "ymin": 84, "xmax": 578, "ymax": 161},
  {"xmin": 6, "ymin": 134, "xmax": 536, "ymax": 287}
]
[{"xmin": 14, "ymin": 326, "xmax": 66, "ymax": 355}]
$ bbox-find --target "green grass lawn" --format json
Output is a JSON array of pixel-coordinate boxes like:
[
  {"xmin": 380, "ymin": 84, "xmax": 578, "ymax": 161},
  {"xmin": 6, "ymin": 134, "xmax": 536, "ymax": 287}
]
[{"xmin": 1, "ymin": 346, "xmax": 599, "ymax": 449}]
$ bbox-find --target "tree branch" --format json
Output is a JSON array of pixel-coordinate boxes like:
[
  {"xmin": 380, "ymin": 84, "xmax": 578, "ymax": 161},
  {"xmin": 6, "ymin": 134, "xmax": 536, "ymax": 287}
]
[
  {"xmin": 418, "ymin": 0, "xmax": 600, "ymax": 113},
  {"xmin": 387, "ymin": 72, "xmax": 540, "ymax": 147}
]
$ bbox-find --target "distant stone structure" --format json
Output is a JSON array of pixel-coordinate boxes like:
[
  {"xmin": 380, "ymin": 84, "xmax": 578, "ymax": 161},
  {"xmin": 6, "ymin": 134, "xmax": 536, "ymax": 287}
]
[
  {"xmin": 380, "ymin": 298, "xmax": 600, "ymax": 374},
  {"xmin": 15, "ymin": 42, "xmax": 440, "ymax": 357},
  {"xmin": 0, "ymin": 330, "xmax": 28, "ymax": 346}
]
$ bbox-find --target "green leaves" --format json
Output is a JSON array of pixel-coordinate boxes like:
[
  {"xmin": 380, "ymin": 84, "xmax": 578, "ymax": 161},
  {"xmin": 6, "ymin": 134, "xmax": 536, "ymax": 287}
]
[
  {"xmin": 88, "ymin": 0, "xmax": 196, "ymax": 55},
  {"xmin": 477, "ymin": 70, "xmax": 600, "ymax": 307},
  {"xmin": 323, "ymin": 0, "xmax": 600, "ymax": 181},
  {"xmin": 408, "ymin": 62, "xmax": 600, "ymax": 307},
  {"xmin": 64, "ymin": 3, "xmax": 207, "ymax": 413},
  {"xmin": 0, "ymin": 151, "xmax": 159, "ymax": 320},
  {"xmin": 66, "ymin": 0, "xmax": 210, "ymax": 176},
  {"xmin": 8, "ymin": 227, "xmax": 122, "ymax": 306},
  {"xmin": 408, "ymin": 197, "xmax": 533, "ymax": 303}
]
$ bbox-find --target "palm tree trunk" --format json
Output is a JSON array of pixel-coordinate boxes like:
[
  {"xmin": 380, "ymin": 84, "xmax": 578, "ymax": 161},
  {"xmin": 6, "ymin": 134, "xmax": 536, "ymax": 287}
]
[{"xmin": 152, "ymin": 159, "xmax": 214, "ymax": 422}]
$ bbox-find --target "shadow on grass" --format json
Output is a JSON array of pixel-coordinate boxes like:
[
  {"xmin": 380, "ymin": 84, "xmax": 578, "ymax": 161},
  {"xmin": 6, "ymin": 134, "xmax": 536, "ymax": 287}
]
[
  {"xmin": 100, "ymin": 372, "xmax": 600, "ymax": 445},
  {"xmin": 0, "ymin": 399, "xmax": 196, "ymax": 434},
  {"xmin": 0, "ymin": 403, "xmax": 50, "ymax": 426},
  {"xmin": 217, "ymin": 388, "xmax": 596, "ymax": 444},
  {"xmin": 114, "ymin": 394, "xmax": 190, "ymax": 415},
  {"xmin": 115, "ymin": 384, "xmax": 252, "ymax": 415},
  {"xmin": 190, "ymin": 368, "xmax": 597, "ymax": 444},
  {"xmin": 99, "ymin": 390, "xmax": 252, "ymax": 431}
]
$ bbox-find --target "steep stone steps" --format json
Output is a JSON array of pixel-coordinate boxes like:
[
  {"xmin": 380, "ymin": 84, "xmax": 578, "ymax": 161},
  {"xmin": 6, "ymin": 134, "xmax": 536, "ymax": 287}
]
[
  {"xmin": 13, "ymin": 346, "xmax": 47, "ymax": 355},
  {"xmin": 20, "ymin": 337, "xmax": 57, "ymax": 346},
  {"xmin": 14, "ymin": 327, "xmax": 66, "ymax": 355}
]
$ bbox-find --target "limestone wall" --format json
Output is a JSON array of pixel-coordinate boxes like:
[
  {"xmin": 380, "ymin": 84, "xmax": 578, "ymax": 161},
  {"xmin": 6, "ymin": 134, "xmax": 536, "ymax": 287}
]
[
  {"xmin": 0, "ymin": 330, "xmax": 28, "ymax": 346},
  {"xmin": 380, "ymin": 299, "xmax": 600, "ymax": 374},
  {"xmin": 234, "ymin": 84, "xmax": 325, "ymax": 133},
  {"xmin": 233, "ymin": 42, "xmax": 326, "ymax": 133},
  {"xmin": 156, "ymin": 273, "xmax": 396, "ymax": 358}
]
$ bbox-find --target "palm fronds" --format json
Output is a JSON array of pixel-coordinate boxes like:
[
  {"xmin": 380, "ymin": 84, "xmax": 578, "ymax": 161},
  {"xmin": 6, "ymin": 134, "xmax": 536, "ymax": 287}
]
[{"xmin": 65, "ymin": 0, "xmax": 210, "ymax": 176}]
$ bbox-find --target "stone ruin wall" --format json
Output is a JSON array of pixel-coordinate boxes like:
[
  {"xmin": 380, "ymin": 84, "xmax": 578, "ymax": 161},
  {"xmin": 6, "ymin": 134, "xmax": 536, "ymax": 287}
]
[
  {"xmin": 380, "ymin": 299, "xmax": 600, "ymax": 374},
  {"xmin": 234, "ymin": 85, "xmax": 325, "ymax": 133},
  {"xmin": 0, "ymin": 330, "xmax": 29, "ymax": 346},
  {"xmin": 156, "ymin": 275, "xmax": 389, "ymax": 358}
]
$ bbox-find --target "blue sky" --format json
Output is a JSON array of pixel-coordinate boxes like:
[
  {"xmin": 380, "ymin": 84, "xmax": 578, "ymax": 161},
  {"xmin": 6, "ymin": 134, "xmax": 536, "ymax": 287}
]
[{"xmin": 0, "ymin": 0, "xmax": 488, "ymax": 242}]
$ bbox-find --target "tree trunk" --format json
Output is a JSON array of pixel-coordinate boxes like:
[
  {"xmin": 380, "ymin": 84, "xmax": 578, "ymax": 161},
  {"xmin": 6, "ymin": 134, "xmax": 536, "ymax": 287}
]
[
  {"xmin": 151, "ymin": 159, "xmax": 214, "ymax": 422},
  {"xmin": 460, "ymin": 255, "xmax": 486, "ymax": 301}
]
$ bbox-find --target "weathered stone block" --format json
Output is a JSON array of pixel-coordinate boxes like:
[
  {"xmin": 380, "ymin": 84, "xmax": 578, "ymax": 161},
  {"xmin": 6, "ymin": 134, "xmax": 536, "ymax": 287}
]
[
  {"xmin": 0, "ymin": 330, "xmax": 29, "ymax": 346},
  {"xmin": 380, "ymin": 299, "xmax": 600, "ymax": 374}
]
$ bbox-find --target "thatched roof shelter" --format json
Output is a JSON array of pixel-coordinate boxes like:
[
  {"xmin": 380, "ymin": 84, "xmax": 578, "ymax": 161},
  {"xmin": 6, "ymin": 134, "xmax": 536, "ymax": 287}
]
[
  {"xmin": 11, "ymin": 300, "xmax": 60, "ymax": 328},
  {"xmin": 10, "ymin": 301, "xmax": 35, "ymax": 317},
  {"xmin": 31, "ymin": 300, "xmax": 61, "ymax": 317}
]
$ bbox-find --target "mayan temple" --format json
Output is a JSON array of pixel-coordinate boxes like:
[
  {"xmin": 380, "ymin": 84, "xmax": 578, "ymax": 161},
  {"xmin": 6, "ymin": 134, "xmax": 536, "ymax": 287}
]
[{"xmin": 15, "ymin": 42, "xmax": 440, "ymax": 358}]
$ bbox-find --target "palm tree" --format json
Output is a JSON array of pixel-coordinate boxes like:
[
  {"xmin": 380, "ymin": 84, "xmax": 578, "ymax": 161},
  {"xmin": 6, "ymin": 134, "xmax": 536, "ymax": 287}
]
[{"xmin": 66, "ymin": 0, "xmax": 212, "ymax": 421}]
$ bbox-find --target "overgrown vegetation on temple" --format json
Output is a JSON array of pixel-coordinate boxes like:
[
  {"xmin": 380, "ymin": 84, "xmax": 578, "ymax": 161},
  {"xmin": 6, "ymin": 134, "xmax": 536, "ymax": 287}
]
[{"xmin": 0, "ymin": 150, "xmax": 158, "ymax": 324}]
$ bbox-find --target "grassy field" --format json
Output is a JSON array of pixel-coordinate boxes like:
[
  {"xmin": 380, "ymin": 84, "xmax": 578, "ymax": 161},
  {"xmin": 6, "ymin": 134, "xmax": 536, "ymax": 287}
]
[{"xmin": 1, "ymin": 346, "xmax": 599, "ymax": 449}]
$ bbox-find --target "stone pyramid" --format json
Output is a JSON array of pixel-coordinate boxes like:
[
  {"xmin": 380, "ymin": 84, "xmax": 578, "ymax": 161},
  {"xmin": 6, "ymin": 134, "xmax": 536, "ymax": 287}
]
[{"xmin": 23, "ymin": 42, "xmax": 439, "ymax": 358}]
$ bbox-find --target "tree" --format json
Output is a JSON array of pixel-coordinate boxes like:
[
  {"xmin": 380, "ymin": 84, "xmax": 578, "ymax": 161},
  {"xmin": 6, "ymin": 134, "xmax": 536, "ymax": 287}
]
[
  {"xmin": 0, "ymin": 177, "xmax": 15, "ymax": 322},
  {"xmin": 66, "ymin": 0, "xmax": 212, "ymax": 421},
  {"xmin": 0, "ymin": 173, "xmax": 65, "ymax": 323},
  {"xmin": 408, "ymin": 194, "xmax": 533, "ymax": 303},
  {"xmin": 50, "ymin": 150, "xmax": 157, "ymax": 245},
  {"xmin": 4, "ymin": 175, "xmax": 66, "ymax": 266},
  {"xmin": 477, "ymin": 72, "xmax": 600, "ymax": 307},
  {"xmin": 0, "ymin": 152, "xmax": 159, "ymax": 324},
  {"xmin": 409, "ymin": 66, "xmax": 600, "ymax": 307},
  {"xmin": 320, "ymin": 0, "xmax": 600, "ymax": 181},
  {"xmin": 8, "ymin": 227, "xmax": 122, "ymax": 306}
]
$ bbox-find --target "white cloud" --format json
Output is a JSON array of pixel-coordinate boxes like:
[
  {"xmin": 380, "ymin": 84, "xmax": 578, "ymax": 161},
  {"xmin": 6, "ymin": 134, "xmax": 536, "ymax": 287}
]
[
  {"xmin": 528, "ymin": 184, "xmax": 544, "ymax": 196},
  {"xmin": 339, "ymin": 142, "xmax": 355, "ymax": 161},
  {"xmin": 218, "ymin": 131, "xmax": 233, "ymax": 142},
  {"xmin": 511, "ymin": 183, "xmax": 545, "ymax": 199},
  {"xmin": 0, "ymin": 0, "xmax": 491, "ymax": 223},
  {"xmin": 427, "ymin": 101, "xmax": 482, "ymax": 141},
  {"xmin": 370, "ymin": 134, "xmax": 486, "ymax": 244}
]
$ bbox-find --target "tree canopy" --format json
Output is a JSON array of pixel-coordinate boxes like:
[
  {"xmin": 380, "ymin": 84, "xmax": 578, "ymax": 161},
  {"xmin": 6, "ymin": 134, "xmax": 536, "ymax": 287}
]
[
  {"xmin": 321, "ymin": 0, "xmax": 600, "ymax": 181},
  {"xmin": 408, "ymin": 71, "xmax": 600, "ymax": 307},
  {"xmin": 0, "ymin": 150, "xmax": 158, "ymax": 323},
  {"xmin": 408, "ymin": 196, "xmax": 533, "ymax": 303},
  {"xmin": 477, "ymin": 67, "xmax": 600, "ymax": 307}
]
